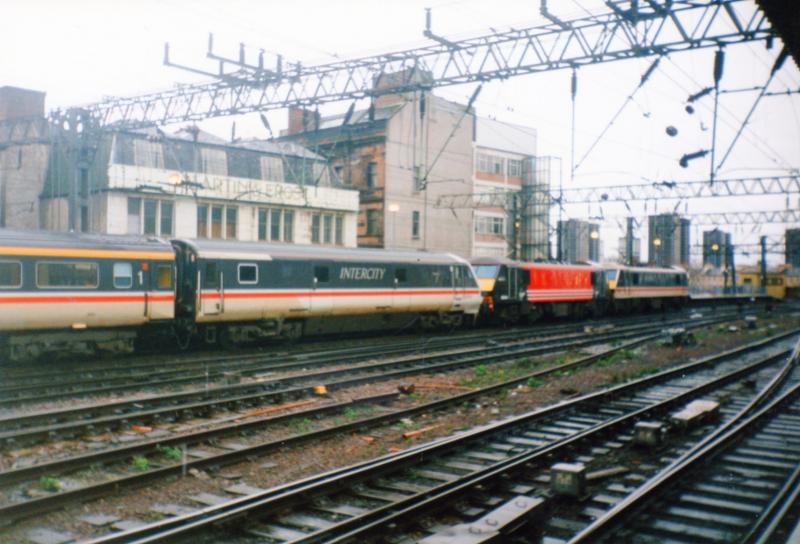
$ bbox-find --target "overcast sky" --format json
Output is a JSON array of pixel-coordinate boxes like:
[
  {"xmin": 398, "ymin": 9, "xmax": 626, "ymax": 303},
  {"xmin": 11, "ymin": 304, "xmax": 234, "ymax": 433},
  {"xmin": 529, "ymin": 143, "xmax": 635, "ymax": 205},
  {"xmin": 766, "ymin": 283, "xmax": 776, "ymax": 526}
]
[{"xmin": 3, "ymin": 0, "xmax": 799, "ymax": 264}]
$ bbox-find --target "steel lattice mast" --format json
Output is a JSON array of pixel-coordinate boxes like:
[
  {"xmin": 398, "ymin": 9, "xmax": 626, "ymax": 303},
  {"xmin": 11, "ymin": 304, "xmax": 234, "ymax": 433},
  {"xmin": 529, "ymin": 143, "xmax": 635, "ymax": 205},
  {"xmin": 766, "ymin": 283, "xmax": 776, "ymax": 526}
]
[{"xmin": 80, "ymin": 0, "xmax": 773, "ymax": 129}]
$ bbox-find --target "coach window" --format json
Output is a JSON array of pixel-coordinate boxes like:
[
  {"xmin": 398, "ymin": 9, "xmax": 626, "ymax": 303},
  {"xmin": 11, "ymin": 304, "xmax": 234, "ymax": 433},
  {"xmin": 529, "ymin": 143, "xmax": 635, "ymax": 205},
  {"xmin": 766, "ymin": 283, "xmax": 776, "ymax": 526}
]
[
  {"xmin": 156, "ymin": 265, "xmax": 173, "ymax": 289},
  {"xmin": 0, "ymin": 261, "xmax": 22, "ymax": 288},
  {"xmin": 238, "ymin": 264, "xmax": 258, "ymax": 285},
  {"xmin": 314, "ymin": 266, "xmax": 330, "ymax": 283},
  {"xmin": 113, "ymin": 263, "xmax": 133, "ymax": 289},
  {"xmin": 37, "ymin": 262, "xmax": 98, "ymax": 288},
  {"xmin": 395, "ymin": 268, "xmax": 407, "ymax": 284}
]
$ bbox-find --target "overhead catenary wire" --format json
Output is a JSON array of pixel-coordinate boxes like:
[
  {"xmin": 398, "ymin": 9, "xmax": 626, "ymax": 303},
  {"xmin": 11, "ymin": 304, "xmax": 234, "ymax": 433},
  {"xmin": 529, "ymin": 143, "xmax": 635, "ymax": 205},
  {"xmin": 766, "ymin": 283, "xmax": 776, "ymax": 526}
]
[
  {"xmin": 574, "ymin": 57, "xmax": 662, "ymax": 173},
  {"xmin": 716, "ymin": 47, "xmax": 791, "ymax": 174}
]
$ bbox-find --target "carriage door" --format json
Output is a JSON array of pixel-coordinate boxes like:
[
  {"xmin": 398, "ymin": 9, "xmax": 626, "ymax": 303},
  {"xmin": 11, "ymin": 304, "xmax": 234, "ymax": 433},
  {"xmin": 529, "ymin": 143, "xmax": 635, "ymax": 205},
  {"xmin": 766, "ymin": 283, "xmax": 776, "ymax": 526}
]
[
  {"xmin": 311, "ymin": 263, "xmax": 333, "ymax": 315},
  {"xmin": 200, "ymin": 261, "xmax": 223, "ymax": 315},
  {"xmin": 451, "ymin": 265, "xmax": 464, "ymax": 311}
]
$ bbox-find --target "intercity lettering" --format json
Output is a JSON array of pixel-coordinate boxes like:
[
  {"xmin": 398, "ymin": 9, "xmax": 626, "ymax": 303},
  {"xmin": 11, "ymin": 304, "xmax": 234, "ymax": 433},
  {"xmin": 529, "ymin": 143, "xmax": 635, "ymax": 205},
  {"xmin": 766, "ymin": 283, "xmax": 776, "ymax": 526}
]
[{"xmin": 339, "ymin": 267, "xmax": 386, "ymax": 281}]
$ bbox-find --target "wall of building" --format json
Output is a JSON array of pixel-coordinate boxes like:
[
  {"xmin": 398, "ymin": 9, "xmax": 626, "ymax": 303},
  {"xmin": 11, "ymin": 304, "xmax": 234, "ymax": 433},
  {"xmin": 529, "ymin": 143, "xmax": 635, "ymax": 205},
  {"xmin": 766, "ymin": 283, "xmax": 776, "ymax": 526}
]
[
  {"xmin": 384, "ymin": 94, "xmax": 474, "ymax": 257},
  {"xmin": 0, "ymin": 143, "xmax": 49, "ymax": 229},
  {"xmin": 0, "ymin": 87, "xmax": 49, "ymax": 230}
]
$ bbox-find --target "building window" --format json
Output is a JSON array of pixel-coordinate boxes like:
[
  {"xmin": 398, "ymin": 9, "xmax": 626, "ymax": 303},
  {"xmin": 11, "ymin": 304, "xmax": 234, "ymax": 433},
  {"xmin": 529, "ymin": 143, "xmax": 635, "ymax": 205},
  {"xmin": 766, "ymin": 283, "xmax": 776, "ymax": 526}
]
[
  {"xmin": 322, "ymin": 214, "xmax": 332, "ymax": 244},
  {"xmin": 127, "ymin": 198, "xmax": 141, "ymax": 235},
  {"xmin": 197, "ymin": 204, "xmax": 237, "ymax": 239},
  {"xmin": 366, "ymin": 209, "xmax": 380, "ymax": 236},
  {"xmin": 476, "ymin": 153, "xmax": 505, "ymax": 175},
  {"xmin": 211, "ymin": 206, "xmax": 223, "ymax": 239},
  {"xmin": 507, "ymin": 159, "xmax": 522, "ymax": 177},
  {"xmin": 201, "ymin": 148, "xmax": 228, "ymax": 175},
  {"xmin": 334, "ymin": 165, "xmax": 344, "ymax": 183},
  {"xmin": 283, "ymin": 211, "xmax": 294, "ymax": 242},
  {"xmin": 226, "ymin": 207, "xmax": 237, "ymax": 239},
  {"xmin": 160, "ymin": 201, "xmax": 173, "ymax": 236},
  {"xmin": 270, "ymin": 209, "xmax": 281, "ymax": 241},
  {"xmin": 366, "ymin": 162, "xmax": 377, "ymax": 188},
  {"xmin": 412, "ymin": 210, "xmax": 420, "ymax": 239},
  {"xmin": 413, "ymin": 165, "xmax": 424, "ymax": 191},
  {"xmin": 312, "ymin": 212, "xmax": 344, "ymax": 245},
  {"xmin": 475, "ymin": 216, "xmax": 505, "ymax": 235},
  {"xmin": 335, "ymin": 215, "xmax": 343, "ymax": 245},
  {"xmin": 133, "ymin": 139, "xmax": 164, "ymax": 169},
  {"xmin": 197, "ymin": 205, "xmax": 209, "ymax": 238},
  {"xmin": 127, "ymin": 197, "xmax": 173, "ymax": 236},
  {"xmin": 258, "ymin": 208, "xmax": 294, "ymax": 243},
  {"xmin": 144, "ymin": 200, "xmax": 158, "ymax": 235},
  {"xmin": 258, "ymin": 209, "xmax": 267, "ymax": 241},
  {"xmin": 260, "ymin": 155, "xmax": 284, "ymax": 182},
  {"xmin": 311, "ymin": 214, "xmax": 321, "ymax": 243}
]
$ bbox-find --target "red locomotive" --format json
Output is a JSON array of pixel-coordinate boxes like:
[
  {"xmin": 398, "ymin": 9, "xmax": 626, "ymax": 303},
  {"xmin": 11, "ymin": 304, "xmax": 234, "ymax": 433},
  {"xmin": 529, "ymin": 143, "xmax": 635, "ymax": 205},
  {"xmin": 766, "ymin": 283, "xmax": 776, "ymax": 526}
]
[{"xmin": 471, "ymin": 257, "xmax": 608, "ymax": 323}]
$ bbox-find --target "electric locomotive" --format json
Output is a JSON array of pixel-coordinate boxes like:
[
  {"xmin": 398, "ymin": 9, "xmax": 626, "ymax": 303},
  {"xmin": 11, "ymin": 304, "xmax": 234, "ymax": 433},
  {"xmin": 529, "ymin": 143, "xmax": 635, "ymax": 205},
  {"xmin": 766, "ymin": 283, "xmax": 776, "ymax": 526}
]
[{"xmin": 471, "ymin": 257, "xmax": 608, "ymax": 324}]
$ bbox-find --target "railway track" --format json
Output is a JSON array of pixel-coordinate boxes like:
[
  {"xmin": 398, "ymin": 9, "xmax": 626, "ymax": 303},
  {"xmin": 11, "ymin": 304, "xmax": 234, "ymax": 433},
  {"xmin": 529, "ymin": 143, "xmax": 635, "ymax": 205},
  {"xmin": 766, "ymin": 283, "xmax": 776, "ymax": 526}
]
[
  {"xmin": 569, "ymin": 345, "xmax": 800, "ymax": 544},
  {"xmin": 42, "ymin": 330, "xmax": 798, "ymax": 543},
  {"xmin": 0, "ymin": 307, "xmax": 745, "ymax": 404},
  {"xmin": 0, "ymin": 315, "xmax": 770, "ymax": 527},
  {"xmin": 0, "ymin": 313, "xmax": 730, "ymax": 446},
  {"xmin": 0, "ymin": 314, "xmax": 686, "ymax": 406}
]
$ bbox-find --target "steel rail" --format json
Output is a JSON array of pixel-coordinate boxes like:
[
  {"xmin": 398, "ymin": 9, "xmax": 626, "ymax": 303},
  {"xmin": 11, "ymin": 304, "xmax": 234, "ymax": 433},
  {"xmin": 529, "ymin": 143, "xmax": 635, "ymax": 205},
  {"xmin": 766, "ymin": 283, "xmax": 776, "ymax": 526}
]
[
  {"xmin": 317, "ymin": 348, "xmax": 800, "ymax": 544},
  {"xmin": 0, "ymin": 318, "xmax": 771, "ymax": 525},
  {"xmin": 568, "ymin": 342, "xmax": 800, "ymax": 544},
  {"xmin": 0, "ymin": 315, "xmax": 721, "ymax": 445},
  {"xmin": 78, "ymin": 332, "xmax": 799, "ymax": 544}
]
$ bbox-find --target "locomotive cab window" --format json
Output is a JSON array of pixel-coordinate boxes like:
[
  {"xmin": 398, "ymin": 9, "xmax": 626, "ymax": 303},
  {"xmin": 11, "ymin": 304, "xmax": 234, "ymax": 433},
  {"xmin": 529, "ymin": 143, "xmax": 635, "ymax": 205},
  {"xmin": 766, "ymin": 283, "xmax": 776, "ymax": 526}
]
[
  {"xmin": 113, "ymin": 262, "xmax": 133, "ymax": 289},
  {"xmin": 238, "ymin": 263, "xmax": 258, "ymax": 285},
  {"xmin": 37, "ymin": 262, "xmax": 98, "ymax": 288},
  {"xmin": 0, "ymin": 261, "xmax": 22, "ymax": 288},
  {"xmin": 156, "ymin": 265, "xmax": 173, "ymax": 289},
  {"xmin": 473, "ymin": 265, "xmax": 499, "ymax": 279}
]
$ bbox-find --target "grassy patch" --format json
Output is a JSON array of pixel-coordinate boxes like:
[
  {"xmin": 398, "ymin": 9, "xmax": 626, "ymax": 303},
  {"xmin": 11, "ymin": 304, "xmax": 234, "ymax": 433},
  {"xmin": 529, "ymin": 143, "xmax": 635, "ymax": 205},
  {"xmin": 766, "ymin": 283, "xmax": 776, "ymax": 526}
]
[
  {"xmin": 610, "ymin": 366, "xmax": 660, "ymax": 385},
  {"xmin": 290, "ymin": 418, "xmax": 314, "ymax": 434},
  {"xmin": 131, "ymin": 456, "xmax": 150, "ymax": 471},
  {"xmin": 156, "ymin": 444, "xmax": 182, "ymax": 461},
  {"xmin": 596, "ymin": 348, "xmax": 636, "ymax": 368},
  {"xmin": 527, "ymin": 377, "xmax": 545, "ymax": 388},
  {"xmin": 39, "ymin": 476, "xmax": 61, "ymax": 492}
]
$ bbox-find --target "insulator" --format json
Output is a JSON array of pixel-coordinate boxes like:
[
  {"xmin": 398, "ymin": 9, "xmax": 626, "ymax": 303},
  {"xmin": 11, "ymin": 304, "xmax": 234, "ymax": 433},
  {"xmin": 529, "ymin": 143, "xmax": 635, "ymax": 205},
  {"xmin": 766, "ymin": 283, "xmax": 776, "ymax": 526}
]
[
  {"xmin": 713, "ymin": 50, "xmax": 725, "ymax": 84},
  {"xmin": 666, "ymin": 126, "xmax": 678, "ymax": 137}
]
